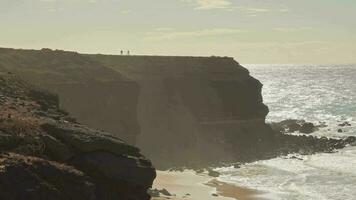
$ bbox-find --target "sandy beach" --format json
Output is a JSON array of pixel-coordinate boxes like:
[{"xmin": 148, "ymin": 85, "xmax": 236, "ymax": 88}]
[{"xmin": 152, "ymin": 170, "xmax": 264, "ymax": 200}]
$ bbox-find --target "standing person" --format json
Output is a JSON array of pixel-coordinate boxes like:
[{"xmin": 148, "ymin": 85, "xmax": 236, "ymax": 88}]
[
  {"xmin": 127, "ymin": 50, "xmax": 130, "ymax": 55},
  {"xmin": 120, "ymin": 50, "xmax": 124, "ymax": 55}
]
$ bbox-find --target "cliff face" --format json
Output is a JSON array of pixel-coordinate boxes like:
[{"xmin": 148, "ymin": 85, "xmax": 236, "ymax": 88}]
[
  {"xmin": 89, "ymin": 55, "xmax": 269, "ymax": 167},
  {"xmin": 0, "ymin": 48, "xmax": 140, "ymax": 143},
  {"xmin": 0, "ymin": 72, "xmax": 156, "ymax": 199},
  {"xmin": 2, "ymin": 48, "xmax": 353, "ymax": 169}
]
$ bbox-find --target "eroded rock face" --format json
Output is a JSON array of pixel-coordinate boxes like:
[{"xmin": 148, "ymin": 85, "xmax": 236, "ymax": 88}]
[
  {"xmin": 0, "ymin": 48, "xmax": 271, "ymax": 168},
  {"xmin": 0, "ymin": 73, "xmax": 155, "ymax": 199},
  {"xmin": 0, "ymin": 153, "xmax": 96, "ymax": 200},
  {"xmin": 40, "ymin": 122, "xmax": 156, "ymax": 197},
  {"xmin": 1, "ymin": 48, "xmax": 355, "ymax": 170},
  {"xmin": 89, "ymin": 55, "xmax": 270, "ymax": 168}
]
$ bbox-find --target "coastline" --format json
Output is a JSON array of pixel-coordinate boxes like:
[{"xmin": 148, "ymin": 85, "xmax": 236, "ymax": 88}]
[{"xmin": 152, "ymin": 170, "xmax": 264, "ymax": 200}]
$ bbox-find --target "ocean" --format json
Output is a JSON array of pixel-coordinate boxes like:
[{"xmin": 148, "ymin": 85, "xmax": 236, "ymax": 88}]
[{"xmin": 216, "ymin": 64, "xmax": 356, "ymax": 200}]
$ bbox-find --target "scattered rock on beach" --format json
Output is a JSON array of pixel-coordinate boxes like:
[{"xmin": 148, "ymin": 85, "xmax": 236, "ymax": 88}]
[
  {"xmin": 148, "ymin": 189, "xmax": 161, "ymax": 197},
  {"xmin": 148, "ymin": 188, "xmax": 173, "ymax": 197},
  {"xmin": 159, "ymin": 188, "xmax": 172, "ymax": 196}
]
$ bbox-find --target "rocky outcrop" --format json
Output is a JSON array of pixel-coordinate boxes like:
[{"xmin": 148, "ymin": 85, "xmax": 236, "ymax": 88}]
[
  {"xmin": 0, "ymin": 153, "xmax": 96, "ymax": 200},
  {"xmin": 0, "ymin": 72, "xmax": 155, "ymax": 199},
  {"xmin": 0, "ymin": 48, "xmax": 270, "ymax": 167},
  {"xmin": 1, "ymin": 48, "xmax": 355, "ymax": 170},
  {"xmin": 89, "ymin": 55, "xmax": 356, "ymax": 168},
  {"xmin": 270, "ymin": 119, "xmax": 321, "ymax": 134}
]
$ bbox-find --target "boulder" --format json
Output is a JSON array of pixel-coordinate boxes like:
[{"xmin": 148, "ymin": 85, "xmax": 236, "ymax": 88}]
[
  {"xmin": 40, "ymin": 123, "xmax": 141, "ymax": 157},
  {"xmin": 300, "ymin": 122, "xmax": 316, "ymax": 134},
  {"xmin": 40, "ymin": 122, "xmax": 156, "ymax": 200},
  {"xmin": 339, "ymin": 122, "xmax": 351, "ymax": 127},
  {"xmin": 0, "ymin": 153, "xmax": 96, "ymax": 200}
]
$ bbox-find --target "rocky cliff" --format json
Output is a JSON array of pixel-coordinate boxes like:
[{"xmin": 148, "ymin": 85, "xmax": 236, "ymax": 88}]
[
  {"xmin": 88, "ymin": 55, "xmax": 356, "ymax": 168},
  {"xmin": 0, "ymin": 72, "xmax": 156, "ymax": 199},
  {"xmin": 1, "ymin": 47, "xmax": 355, "ymax": 169},
  {"xmin": 0, "ymin": 48, "xmax": 140, "ymax": 144},
  {"xmin": 88, "ymin": 55, "xmax": 270, "ymax": 167}
]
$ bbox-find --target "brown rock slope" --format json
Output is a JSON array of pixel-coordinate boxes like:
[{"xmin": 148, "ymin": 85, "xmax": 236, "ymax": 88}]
[{"xmin": 0, "ymin": 72, "xmax": 156, "ymax": 200}]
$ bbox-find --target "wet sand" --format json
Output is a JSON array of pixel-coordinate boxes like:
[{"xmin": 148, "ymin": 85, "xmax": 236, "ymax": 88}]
[{"xmin": 152, "ymin": 170, "xmax": 264, "ymax": 200}]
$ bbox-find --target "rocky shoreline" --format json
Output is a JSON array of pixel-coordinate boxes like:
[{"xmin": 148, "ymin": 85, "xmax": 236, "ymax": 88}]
[{"xmin": 1, "ymin": 48, "xmax": 356, "ymax": 199}]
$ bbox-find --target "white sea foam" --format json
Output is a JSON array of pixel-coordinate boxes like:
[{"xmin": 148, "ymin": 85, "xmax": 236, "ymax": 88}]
[{"xmin": 216, "ymin": 64, "xmax": 356, "ymax": 200}]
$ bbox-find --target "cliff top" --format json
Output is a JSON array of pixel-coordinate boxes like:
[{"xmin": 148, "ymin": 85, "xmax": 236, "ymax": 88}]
[
  {"xmin": 0, "ymin": 47, "xmax": 249, "ymax": 82},
  {"xmin": 0, "ymin": 47, "xmax": 127, "ymax": 85},
  {"xmin": 88, "ymin": 53, "xmax": 249, "ymax": 80}
]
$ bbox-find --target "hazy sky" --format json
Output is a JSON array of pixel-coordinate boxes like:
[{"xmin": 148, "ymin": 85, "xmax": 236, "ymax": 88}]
[{"xmin": 1, "ymin": 0, "xmax": 356, "ymax": 64}]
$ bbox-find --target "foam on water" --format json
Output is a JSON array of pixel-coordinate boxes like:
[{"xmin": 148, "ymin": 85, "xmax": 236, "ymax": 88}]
[
  {"xmin": 217, "ymin": 64, "xmax": 356, "ymax": 200},
  {"xmin": 217, "ymin": 146, "xmax": 356, "ymax": 200}
]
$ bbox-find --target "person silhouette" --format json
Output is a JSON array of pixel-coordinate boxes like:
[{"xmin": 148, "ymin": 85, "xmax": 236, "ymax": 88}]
[
  {"xmin": 120, "ymin": 50, "xmax": 123, "ymax": 55},
  {"xmin": 127, "ymin": 50, "xmax": 130, "ymax": 55}
]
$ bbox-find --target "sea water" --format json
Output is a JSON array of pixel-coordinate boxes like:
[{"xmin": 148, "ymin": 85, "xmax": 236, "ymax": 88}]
[{"xmin": 216, "ymin": 64, "xmax": 356, "ymax": 200}]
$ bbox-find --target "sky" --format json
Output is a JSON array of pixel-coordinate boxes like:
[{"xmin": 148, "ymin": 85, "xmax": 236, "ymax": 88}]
[{"xmin": 1, "ymin": 0, "xmax": 356, "ymax": 64}]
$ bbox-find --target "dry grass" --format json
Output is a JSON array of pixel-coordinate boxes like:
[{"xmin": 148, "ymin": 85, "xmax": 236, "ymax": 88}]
[{"xmin": 0, "ymin": 111, "xmax": 45, "ymax": 156}]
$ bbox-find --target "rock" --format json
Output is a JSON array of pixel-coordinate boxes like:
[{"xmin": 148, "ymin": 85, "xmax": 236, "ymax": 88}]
[
  {"xmin": 290, "ymin": 156, "xmax": 303, "ymax": 160},
  {"xmin": 70, "ymin": 152, "xmax": 155, "ymax": 188},
  {"xmin": 0, "ymin": 153, "xmax": 96, "ymax": 200},
  {"xmin": 270, "ymin": 119, "xmax": 303, "ymax": 133},
  {"xmin": 147, "ymin": 189, "xmax": 160, "ymax": 197},
  {"xmin": 40, "ymin": 122, "xmax": 142, "ymax": 158},
  {"xmin": 212, "ymin": 193, "xmax": 219, "ymax": 197},
  {"xmin": 345, "ymin": 136, "xmax": 356, "ymax": 146},
  {"xmin": 0, "ymin": 72, "xmax": 156, "ymax": 200},
  {"xmin": 208, "ymin": 169, "xmax": 221, "ymax": 177},
  {"xmin": 316, "ymin": 121, "xmax": 328, "ymax": 128},
  {"xmin": 148, "ymin": 188, "xmax": 173, "ymax": 197},
  {"xmin": 40, "ymin": 123, "xmax": 156, "ymax": 200},
  {"xmin": 338, "ymin": 129, "xmax": 343, "ymax": 133},
  {"xmin": 39, "ymin": 134, "xmax": 74, "ymax": 161},
  {"xmin": 300, "ymin": 122, "xmax": 316, "ymax": 134},
  {"xmin": 233, "ymin": 163, "xmax": 242, "ymax": 169},
  {"xmin": 270, "ymin": 119, "xmax": 318, "ymax": 134},
  {"xmin": 339, "ymin": 122, "xmax": 351, "ymax": 127},
  {"xmin": 148, "ymin": 189, "xmax": 161, "ymax": 197},
  {"xmin": 159, "ymin": 188, "xmax": 172, "ymax": 196}
]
